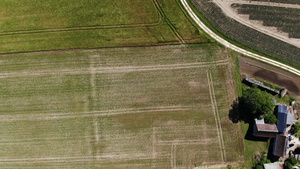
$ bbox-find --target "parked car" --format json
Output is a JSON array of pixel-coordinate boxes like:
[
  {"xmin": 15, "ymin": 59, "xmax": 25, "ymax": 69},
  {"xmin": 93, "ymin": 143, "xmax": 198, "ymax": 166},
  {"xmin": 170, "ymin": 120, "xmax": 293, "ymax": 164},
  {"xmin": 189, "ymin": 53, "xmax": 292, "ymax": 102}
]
[{"xmin": 288, "ymin": 143, "xmax": 295, "ymax": 148}]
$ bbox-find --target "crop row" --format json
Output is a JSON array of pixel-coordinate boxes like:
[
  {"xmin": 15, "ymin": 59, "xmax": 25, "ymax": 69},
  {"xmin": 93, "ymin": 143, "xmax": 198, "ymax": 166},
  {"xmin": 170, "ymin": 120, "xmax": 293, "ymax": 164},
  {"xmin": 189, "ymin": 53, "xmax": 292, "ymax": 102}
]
[
  {"xmin": 190, "ymin": 0, "xmax": 300, "ymax": 68},
  {"xmin": 235, "ymin": 4, "xmax": 300, "ymax": 38},
  {"xmin": 249, "ymin": 0, "xmax": 300, "ymax": 5}
]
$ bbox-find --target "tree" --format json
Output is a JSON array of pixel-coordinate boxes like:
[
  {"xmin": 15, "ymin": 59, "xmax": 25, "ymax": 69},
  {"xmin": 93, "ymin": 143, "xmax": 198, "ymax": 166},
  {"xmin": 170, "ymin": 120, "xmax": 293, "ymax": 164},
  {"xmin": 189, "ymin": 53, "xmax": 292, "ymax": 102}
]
[
  {"xmin": 292, "ymin": 123, "xmax": 300, "ymax": 135},
  {"xmin": 264, "ymin": 113, "xmax": 278, "ymax": 124},
  {"xmin": 286, "ymin": 156, "xmax": 298, "ymax": 166},
  {"xmin": 284, "ymin": 161, "xmax": 293, "ymax": 169},
  {"xmin": 253, "ymin": 156, "xmax": 270, "ymax": 169},
  {"xmin": 240, "ymin": 87, "xmax": 276, "ymax": 123}
]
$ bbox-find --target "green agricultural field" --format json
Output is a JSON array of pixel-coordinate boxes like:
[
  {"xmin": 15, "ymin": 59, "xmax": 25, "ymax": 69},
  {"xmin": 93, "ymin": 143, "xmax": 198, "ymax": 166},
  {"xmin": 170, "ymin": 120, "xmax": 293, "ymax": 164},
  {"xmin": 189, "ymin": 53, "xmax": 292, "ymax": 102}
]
[
  {"xmin": 0, "ymin": 0, "xmax": 209, "ymax": 53},
  {"xmin": 0, "ymin": 44, "xmax": 244, "ymax": 168}
]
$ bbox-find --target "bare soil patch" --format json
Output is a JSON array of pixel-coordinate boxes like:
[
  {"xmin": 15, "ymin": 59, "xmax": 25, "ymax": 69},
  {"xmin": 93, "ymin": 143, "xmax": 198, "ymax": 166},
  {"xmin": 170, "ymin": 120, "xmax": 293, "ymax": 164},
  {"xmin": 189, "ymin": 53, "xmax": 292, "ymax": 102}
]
[{"xmin": 239, "ymin": 55, "xmax": 300, "ymax": 96}]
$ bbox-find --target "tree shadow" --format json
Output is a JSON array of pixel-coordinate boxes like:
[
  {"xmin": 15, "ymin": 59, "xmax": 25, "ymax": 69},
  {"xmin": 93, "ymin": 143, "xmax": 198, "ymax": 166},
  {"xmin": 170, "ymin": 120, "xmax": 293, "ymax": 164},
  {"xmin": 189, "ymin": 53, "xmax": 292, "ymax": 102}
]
[
  {"xmin": 228, "ymin": 98, "xmax": 253, "ymax": 124},
  {"xmin": 228, "ymin": 99, "xmax": 240, "ymax": 123}
]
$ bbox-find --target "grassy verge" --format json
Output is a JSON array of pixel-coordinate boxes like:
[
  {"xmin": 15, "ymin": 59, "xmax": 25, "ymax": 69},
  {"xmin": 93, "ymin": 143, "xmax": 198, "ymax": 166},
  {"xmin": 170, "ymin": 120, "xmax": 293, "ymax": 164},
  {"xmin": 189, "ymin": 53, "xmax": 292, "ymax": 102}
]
[
  {"xmin": 227, "ymin": 48, "xmax": 269, "ymax": 168},
  {"xmin": 241, "ymin": 122, "xmax": 269, "ymax": 168}
]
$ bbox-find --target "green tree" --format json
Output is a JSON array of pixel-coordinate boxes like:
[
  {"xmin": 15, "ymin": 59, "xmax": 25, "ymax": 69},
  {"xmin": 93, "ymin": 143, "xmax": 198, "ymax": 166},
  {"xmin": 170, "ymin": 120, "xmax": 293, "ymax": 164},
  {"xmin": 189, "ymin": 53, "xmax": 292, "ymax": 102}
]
[
  {"xmin": 287, "ymin": 156, "xmax": 298, "ymax": 166},
  {"xmin": 264, "ymin": 113, "xmax": 278, "ymax": 124},
  {"xmin": 293, "ymin": 123, "xmax": 300, "ymax": 134},
  {"xmin": 284, "ymin": 161, "xmax": 293, "ymax": 169},
  {"xmin": 255, "ymin": 165, "xmax": 263, "ymax": 169},
  {"xmin": 253, "ymin": 156, "xmax": 271, "ymax": 169},
  {"xmin": 240, "ymin": 87, "xmax": 275, "ymax": 123}
]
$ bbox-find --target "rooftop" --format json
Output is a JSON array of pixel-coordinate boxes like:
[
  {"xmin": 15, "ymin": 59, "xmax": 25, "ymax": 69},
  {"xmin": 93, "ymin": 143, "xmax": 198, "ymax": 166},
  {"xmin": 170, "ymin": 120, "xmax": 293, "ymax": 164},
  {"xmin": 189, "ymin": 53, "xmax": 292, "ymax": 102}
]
[
  {"xmin": 273, "ymin": 134, "xmax": 288, "ymax": 157},
  {"xmin": 256, "ymin": 124, "xmax": 278, "ymax": 132}
]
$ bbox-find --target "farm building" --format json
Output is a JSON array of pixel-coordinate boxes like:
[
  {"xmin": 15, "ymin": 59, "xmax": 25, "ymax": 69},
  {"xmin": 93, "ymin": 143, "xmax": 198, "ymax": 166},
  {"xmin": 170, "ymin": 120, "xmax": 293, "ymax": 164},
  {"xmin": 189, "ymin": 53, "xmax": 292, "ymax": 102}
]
[
  {"xmin": 273, "ymin": 133, "xmax": 288, "ymax": 157},
  {"xmin": 242, "ymin": 77, "xmax": 280, "ymax": 95},
  {"xmin": 253, "ymin": 119, "xmax": 278, "ymax": 138},
  {"xmin": 280, "ymin": 88, "xmax": 288, "ymax": 98},
  {"xmin": 253, "ymin": 104, "xmax": 295, "ymax": 157},
  {"xmin": 253, "ymin": 105, "xmax": 293, "ymax": 136},
  {"xmin": 277, "ymin": 104, "xmax": 294, "ymax": 132}
]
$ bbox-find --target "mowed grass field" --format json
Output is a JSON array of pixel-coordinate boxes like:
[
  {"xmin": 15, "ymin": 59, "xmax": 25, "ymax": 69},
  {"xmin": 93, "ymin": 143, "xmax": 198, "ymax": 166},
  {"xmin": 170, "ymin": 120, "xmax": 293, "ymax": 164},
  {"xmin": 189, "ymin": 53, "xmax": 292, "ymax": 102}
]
[
  {"xmin": 0, "ymin": 44, "xmax": 244, "ymax": 168},
  {"xmin": 0, "ymin": 0, "xmax": 209, "ymax": 53}
]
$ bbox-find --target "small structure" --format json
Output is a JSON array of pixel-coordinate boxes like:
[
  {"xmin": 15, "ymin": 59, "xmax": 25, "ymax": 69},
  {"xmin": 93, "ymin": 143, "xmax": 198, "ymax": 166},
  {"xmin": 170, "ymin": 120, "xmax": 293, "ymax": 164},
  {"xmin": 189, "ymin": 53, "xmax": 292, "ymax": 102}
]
[
  {"xmin": 263, "ymin": 161, "xmax": 284, "ymax": 169},
  {"xmin": 243, "ymin": 77, "xmax": 280, "ymax": 95},
  {"xmin": 280, "ymin": 88, "xmax": 288, "ymax": 98},
  {"xmin": 287, "ymin": 109, "xmax": 294, "ymax": 126},
  {"xmin": 253, "ymin": 119, "xmax": 278, "ymax": 138},
  {"xmin": 273, "ymin": 133, "xmax": 288, "ymax": 157}
]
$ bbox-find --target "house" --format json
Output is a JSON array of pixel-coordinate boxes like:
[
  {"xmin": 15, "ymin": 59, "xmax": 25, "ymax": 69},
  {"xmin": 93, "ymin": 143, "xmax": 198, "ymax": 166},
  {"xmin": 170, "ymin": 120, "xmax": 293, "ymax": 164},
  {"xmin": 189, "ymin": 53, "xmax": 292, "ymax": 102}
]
[
  {"xmin": 253, "ymin": 119, "xmax": 278, "ymax": 138},
  {"xmin": 273, "ymin": 133, "xmax": 288, "ymax": 157},
  {"xmin": 263, "ymin": 162, "xmax": 284, "ymax": 169}
]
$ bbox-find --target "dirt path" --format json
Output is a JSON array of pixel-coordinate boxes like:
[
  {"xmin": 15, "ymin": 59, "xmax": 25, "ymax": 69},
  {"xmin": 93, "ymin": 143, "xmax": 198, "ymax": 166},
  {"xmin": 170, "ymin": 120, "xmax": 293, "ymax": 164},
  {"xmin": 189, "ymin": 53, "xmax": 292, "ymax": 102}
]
[
  {"xmin": 0, "ymin": 60, "xmax": 229, "ymax": 78},
  {"xmin": 0, "ymin": 105, "xmax": 203, "ymax": 121},
  {"xmin": 207, "ymin": 71, "xmax": 226, "ymax": 162},
  {"xmin": 239, "ymin": 55, "xmax": 300, "ymax": 96},
  {"xmin": 212, "ymin": 0, "xmax": 300, "ymax": 48}
]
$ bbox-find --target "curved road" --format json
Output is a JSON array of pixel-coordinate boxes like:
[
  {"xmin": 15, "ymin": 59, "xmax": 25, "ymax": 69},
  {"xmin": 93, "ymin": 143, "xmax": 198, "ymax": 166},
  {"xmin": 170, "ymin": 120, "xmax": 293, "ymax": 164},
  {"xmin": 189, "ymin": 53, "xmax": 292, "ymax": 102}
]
[{"xmin": 180, "ymin": 0, "xmax": 300, "ymax": 76}]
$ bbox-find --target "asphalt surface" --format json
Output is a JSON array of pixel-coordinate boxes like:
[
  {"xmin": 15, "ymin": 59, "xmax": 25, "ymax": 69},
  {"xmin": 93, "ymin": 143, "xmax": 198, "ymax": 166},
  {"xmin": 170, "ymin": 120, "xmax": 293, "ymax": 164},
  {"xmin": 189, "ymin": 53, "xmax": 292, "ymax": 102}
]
[{"xmin": 180, "ymin": 0, "xmax": 300, "ymax": 76}]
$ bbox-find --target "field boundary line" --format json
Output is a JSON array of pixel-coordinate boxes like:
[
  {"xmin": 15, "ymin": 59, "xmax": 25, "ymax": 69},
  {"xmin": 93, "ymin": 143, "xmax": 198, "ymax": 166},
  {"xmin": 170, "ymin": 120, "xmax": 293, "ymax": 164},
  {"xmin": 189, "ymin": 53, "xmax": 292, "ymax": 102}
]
[
  {"xmin": 0, "ymin": 60, "xmax": 229, "ymax": 78},
  {"xmin": 207, "ymin": 71, "xmax": 226, "ymax": 162}
]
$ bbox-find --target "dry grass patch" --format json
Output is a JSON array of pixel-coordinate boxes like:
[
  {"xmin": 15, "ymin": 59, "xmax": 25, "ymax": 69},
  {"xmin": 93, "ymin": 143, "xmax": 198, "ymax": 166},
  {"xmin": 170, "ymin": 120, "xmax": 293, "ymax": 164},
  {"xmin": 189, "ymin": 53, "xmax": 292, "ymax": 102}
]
[{"xmin": 0, "ymin": 44, "xmax": 244, "ymax": 168}]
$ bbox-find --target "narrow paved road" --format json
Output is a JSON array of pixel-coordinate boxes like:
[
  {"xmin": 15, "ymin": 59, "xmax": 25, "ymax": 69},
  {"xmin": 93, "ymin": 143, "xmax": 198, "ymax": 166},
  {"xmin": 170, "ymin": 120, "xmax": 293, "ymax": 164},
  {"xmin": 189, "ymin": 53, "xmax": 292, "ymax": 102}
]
[{"xmin": 180, "ymin": 0, "xmax": 300, "ymax": 76}]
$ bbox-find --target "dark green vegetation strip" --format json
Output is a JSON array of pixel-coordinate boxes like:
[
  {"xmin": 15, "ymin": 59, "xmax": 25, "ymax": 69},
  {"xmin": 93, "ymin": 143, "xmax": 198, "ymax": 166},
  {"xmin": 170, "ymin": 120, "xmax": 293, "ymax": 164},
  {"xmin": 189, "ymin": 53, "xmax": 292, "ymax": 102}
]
[
  {"xmin": 250, "ymin": 0, "xmax": 300, "ymax": 5},
  {"xmin": 0, "ymin": 0, "xmax": 208, "ymax": 53},
  {"xmin": 234, "ymin": 4, "xmax": 300, "ymax": 38},
  {"xmin": 190, "ymin": 0, "xmax": 300, "ymax": 68}
]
